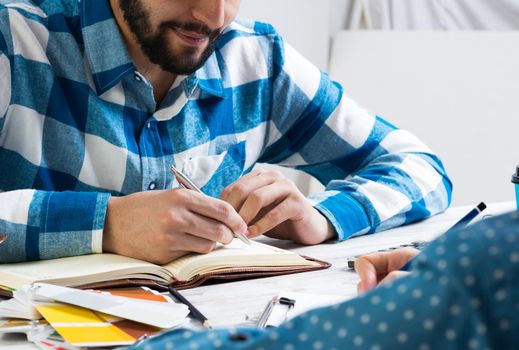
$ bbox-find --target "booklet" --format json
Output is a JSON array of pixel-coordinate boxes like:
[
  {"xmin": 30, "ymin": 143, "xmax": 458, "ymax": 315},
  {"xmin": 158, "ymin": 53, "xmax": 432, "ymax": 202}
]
[{"xmin": 0, "ymin": 239, "xmax": 330, "ymax": 297}]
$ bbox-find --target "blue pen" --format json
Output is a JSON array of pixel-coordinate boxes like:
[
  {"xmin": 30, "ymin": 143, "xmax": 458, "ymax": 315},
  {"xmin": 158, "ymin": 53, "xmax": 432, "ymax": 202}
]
[{"xmin": 399, "ymin": 202, "xmax": 487, "ymax": 271}]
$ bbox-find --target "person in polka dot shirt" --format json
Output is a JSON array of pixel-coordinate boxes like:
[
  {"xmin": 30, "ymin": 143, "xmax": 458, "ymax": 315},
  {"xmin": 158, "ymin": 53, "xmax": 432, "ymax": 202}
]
[{"xmin": 130, "ymin": 211, "xmax": 519, "ymax": 350}]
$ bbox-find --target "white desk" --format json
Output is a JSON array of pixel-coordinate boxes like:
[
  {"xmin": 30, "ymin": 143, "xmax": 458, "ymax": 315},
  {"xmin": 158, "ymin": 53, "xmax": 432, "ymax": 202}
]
[{"xmin": 1, "ymin": 201, "xmax": 515, "ymax": 348}]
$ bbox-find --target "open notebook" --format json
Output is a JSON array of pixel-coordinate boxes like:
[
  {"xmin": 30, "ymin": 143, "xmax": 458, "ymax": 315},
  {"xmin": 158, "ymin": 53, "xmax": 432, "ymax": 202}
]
[{"xmin": 0, "ymin": 239, "xmax": 329, "ymax": 297}]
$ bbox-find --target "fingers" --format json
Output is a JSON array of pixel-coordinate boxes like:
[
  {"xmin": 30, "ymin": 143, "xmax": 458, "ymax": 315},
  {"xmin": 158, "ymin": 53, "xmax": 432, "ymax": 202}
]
[
  {"xmin": 355, "ymin": 255, "xmax": 382, "ymax": 293},
  {"xmin": 220, "ymin": 169, "xmax": 283, "ymax": 212},
  {"xmin": 181, "ymin": 212, "xmax": 235, "ymax": 245},
  {"xmin": 355, "ymin": 248, "xmax": 419, "ymax": 293},
  {"xmin": 379, "ymin": 271, "xmax": 411, "ymax": 285},
  {"xmin": 175, "ymin": 190, "xmax": 247, "ymax": 236}
]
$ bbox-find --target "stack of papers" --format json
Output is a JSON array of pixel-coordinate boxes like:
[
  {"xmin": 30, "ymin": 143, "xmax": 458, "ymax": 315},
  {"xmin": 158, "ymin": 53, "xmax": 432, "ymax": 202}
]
[{"xmin": 0, "ymin": 284, "xmax": 190, "ymax": 347}]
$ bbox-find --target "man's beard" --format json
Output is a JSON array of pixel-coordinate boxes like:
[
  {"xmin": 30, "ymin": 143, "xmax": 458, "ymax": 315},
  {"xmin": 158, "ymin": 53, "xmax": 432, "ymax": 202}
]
[{"xmin": 117, "ymin": 0, "xmax": 221, "ymax": 75}]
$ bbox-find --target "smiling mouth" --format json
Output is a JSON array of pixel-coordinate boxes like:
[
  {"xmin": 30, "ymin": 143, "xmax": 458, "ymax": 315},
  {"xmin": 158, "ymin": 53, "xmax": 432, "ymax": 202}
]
[{"xmin": 172, "ymin": 28, "xmax": 209, "ymax": 46}]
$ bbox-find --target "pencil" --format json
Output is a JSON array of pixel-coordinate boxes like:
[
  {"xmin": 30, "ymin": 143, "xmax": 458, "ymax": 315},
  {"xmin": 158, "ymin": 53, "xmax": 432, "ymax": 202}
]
[
  {"xmin": 168, "ymin": 286, "xmax": 212, "ymax": 329},
  {"xmin": 399, "ymin": 201, "xmax": 487, "ymax": 271}
]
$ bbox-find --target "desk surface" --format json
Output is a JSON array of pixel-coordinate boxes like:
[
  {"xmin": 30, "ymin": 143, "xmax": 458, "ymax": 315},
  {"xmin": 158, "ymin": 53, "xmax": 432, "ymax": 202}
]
[{"xmin": 1, "ymin": 201, "xmax": 515, "ymax": 348}]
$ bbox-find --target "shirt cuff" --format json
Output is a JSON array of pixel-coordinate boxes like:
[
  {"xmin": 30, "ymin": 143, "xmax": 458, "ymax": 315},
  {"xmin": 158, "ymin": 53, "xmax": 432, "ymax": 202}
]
[
  {"xmin": 311, "ymin": 192, "xmax": 371, "ymax": 241},
  {"xmin": 30, "ymin": 191, "xmax": 110, "ymax": 260}
]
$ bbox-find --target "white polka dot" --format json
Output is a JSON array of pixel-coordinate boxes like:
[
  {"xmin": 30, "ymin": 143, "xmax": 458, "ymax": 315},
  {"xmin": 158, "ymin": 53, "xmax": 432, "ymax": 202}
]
[
  {"xmin": 435, "ymin": 246, "xmax": 445, "ymax": 255},
  {"xmin": 477, "ymin": 323, "xmax": 487, "ymax": 334},
  {"xmin": 345, "ymin": 306, "xmax": 355, "ymax": 317},
  {"xmin": 331, "ymin": 304, "xmax": 340, "ymax": 311},
  {"xmin": 323, "ymin": 321, "xmax": 333, "ymax": 331},
  {"xmin": 484, "ymin": 229, "xmax": 495, "ymax": 238},
  {"xmin": 189, "ymin": 341, "xmax": 199, "ymax": 350},
  {"xmin": 437, "ymin": 260, "xmax": 447, "ymax": 270},
  {"xmin": 310, "ymin": 315, "xmax": 319, "ymax": 324},
  {"xmin": 471, "ymin": 298, "xmax": 481, "ymax": 309},
  {"xmin": 337, "ymin": 328, "xmax": 348, "ymax": 338},
  {"xmin": 207, "ymin": 332, "xmax": 217, "ymax": 340},
  {"xmin": 377, "ymin": 322, "xmax": 388, "ymax": 333},
  {"xmin": 284, "ymin": 344, "xmax": 295, "ymax": 350},
  {"xmin": 370, "ymin": 295, "xmax": 381, "ymax": 305},
  {"xmin": 424, "ymin": 271, "xmax": 434, "ymax": 280},
  {"xmin": 459, "ymin": 256, "xmax": 471, "ymax": 267},
  {"xmin": 213, "ymin": 339, "xmax": 223, "ymax": 348},
  {"xmin": 353, "ymin": 336, "xmax": 363, "ymax": 346},
  {"xmin": 430, "ymin": 295, "xmax": 440, "ymax": 306},
  {"xmin": 495, "ymin": 220, "xmax": 505, "ymax": 227},
  {"xmin": 298, "ymin": 333, "xmax": 308, "ymax": 342},
  {"xmin": 500, "ymin": 319, "xmax": 510, "ymax": 331},
  {"xmin": 506, "ymin": 234, "xmax": 516, "ymax": 243},
  {"xmin": 285, "ymin": 322, "xmax": 294, "ymax": 330},
  {"xmin": 423, "ymin": 319, "xmax": 434, "ymax": 330},
  {"xmin": 165, "ymin": 341, "xmax": 174, "ymax": 349},
  {"xmin": 510, "ymin": 252, "xmax": 519, "ymax": 263},
  {"xmin": 495, "ymin": 290, "xmax": 507, "ymax": 301},
  {"xmin": 397, "ymin": 332, "xmax": 408, "ymax": 343},
  {"xmin": 459, "ymin": 231, "xmax": 469, "ymax": 239},
  {"xmin": 445, "ymin": 329, "xmax": 456, "ymax": 340},
  {"xmin": 144, "ymin": 345, "xmax": 152, "ymax": 350},
  {"xmin": 489, "ymin": 245, "xmax": 499, "ymax": 256},
  {"xmin": 371, "ymin": 345, "xmax": 381, "ymax": 350},
  {"xmin": 313, "ymin": 341, "xmax": 323, "ymax": 350},
  {"xmin": 439, "ymin": 276, "xmax": 449, "ymax": 285},
  {"xmin": 458, "ymin": 243, "xmax": 469, "ymax": 253},
  {"xmin": 449, "ymin": 304, "xmax": 461, "ymax": 316},
  {"xmin": 464, "ymin": 275, "xmax": 476, "ymax": 286},
  {"xmin": 468, "ymin": 338, "xmax": 479, "ymax": 349},
  {"xmin": 412, "ymin": 288, "xmax": 423, "ymax": 299},
  {"xmin": 397, "ymin": 284, "xmax": 408, "ymax": 294},
  {"xmin": 183, "ymin": 331, "xmax": 192, "ymax": 339},
  {"xmin": 386, "ymin": 302, "xmax": 396, "ymax": 311},
  {"xmin": 360, "ymin": 314, "xmax": 371, "ymax": 324},
  {"xmin": 419, "ymin": 344, "xmax": 431, "ymax": 350},
  {"xmin": 269, "ymin": 332, "xmax": 280, "ymax": 340},
  {"xmin": 404, "ymin": 309, "xmax": 414, "ymax": 320},
  {"xmin": 493, "ymin": 269, "xmax": 505, "ymax": 280}
]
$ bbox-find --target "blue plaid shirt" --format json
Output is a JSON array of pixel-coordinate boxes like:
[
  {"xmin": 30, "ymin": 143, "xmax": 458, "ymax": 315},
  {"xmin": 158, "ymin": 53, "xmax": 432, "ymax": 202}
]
[{"xmin": 0, "ymin": 0, "xmax": 452, "ymax": 263}]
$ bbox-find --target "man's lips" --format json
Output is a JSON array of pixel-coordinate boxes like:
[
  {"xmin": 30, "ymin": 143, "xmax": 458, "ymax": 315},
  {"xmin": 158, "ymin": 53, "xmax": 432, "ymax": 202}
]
[{"xmin": 172, "ymin": 28, "xmax": 210, "ymax": 46}]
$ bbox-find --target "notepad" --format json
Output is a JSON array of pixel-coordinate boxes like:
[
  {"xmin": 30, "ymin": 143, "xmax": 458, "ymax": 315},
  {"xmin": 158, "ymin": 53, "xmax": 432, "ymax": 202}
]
[{"xmin": 0, "ymin": 240, "xmax": 329, "ymax": 295}]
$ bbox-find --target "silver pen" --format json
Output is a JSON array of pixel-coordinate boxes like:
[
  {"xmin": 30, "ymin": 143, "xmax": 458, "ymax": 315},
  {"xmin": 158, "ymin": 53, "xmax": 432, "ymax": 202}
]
[{"xmin": 170, "ymin": 165, "xmax": 251, "ymax": 245}]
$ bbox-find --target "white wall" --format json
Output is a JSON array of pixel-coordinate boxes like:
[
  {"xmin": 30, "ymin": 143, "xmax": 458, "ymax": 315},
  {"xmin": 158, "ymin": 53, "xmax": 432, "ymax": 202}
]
[
  {"xmin": 238, "ymin": 0, "xmax": 335, "ymax": 71},
  {"xmin": 329, "ymin": 31, "xmax": 519, "ymax": 206}
]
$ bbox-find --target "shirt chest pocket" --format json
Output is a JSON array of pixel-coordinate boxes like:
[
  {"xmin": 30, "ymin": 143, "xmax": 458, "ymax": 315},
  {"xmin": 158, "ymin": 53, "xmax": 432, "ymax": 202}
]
[{"xmin": 181, "ymin": 141, "xmax": 247, "ymax": 198}]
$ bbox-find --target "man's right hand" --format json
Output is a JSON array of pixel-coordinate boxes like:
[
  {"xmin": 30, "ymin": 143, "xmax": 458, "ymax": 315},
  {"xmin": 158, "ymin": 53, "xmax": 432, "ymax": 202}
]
[
  {"xmin": 102, "ymin": 189, "xmax": 248, "ymax": 265},
  {"xmin": 354, "ymin": 248, "xmax": 420, "ymax": 294}
]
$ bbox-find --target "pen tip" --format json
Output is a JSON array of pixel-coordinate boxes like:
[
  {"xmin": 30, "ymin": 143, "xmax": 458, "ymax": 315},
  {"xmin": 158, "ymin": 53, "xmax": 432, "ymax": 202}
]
[{"xmin": 477, "ymin": 202, "xmax": 487, "ymax": 211}]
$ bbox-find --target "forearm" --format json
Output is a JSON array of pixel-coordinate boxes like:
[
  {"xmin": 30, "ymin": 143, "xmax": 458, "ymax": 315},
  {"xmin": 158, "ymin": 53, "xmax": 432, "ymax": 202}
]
[
  {"xmin": 310, "ymin": 151, "xmax": 452, "ymax": 240},
  {"xmin": 0, "ymin": 190, "xmax": 110, "ymax": 262}
]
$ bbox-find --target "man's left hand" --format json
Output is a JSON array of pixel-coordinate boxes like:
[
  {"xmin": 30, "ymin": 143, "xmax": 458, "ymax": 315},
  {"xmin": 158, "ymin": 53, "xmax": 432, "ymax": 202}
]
[{"xmin": 220, "ymin": 169, "xmax": 336, "ymax": 245}]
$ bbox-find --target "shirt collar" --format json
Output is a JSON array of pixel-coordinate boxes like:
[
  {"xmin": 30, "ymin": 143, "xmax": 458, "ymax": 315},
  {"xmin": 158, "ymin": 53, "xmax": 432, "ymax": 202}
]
[
  {"xmin": 80, "ymin": 0, "xmax": 225, "ymax": 98},
  {"xmin": 80, "ymin": 0, "xmax": 134, "ymax": 95}
]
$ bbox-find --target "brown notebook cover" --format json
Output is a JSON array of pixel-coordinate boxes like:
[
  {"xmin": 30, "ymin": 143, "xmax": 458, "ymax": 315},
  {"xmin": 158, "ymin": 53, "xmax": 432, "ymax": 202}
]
[{"xmin": 0, "ymin": 255, "xmax": 330, "ymax": 298}]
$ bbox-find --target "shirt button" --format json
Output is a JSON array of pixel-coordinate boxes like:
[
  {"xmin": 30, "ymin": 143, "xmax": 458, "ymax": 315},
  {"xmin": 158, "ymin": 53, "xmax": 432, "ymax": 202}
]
[{"xmin": 148, "ymin": 182, "xmax": 157, "ymax": 190}]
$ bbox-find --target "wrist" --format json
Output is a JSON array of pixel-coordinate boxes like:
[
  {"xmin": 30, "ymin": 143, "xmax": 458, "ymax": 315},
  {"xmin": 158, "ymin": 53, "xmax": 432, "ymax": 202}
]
[{"xmin": 102, "ymin": 196, "xmax": 121, "ymax": 254}]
